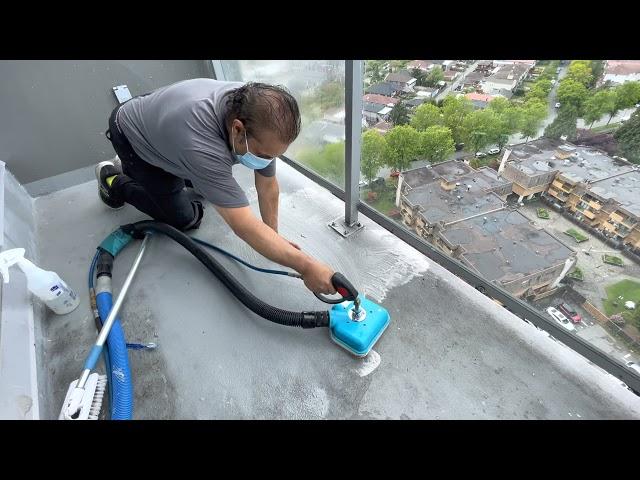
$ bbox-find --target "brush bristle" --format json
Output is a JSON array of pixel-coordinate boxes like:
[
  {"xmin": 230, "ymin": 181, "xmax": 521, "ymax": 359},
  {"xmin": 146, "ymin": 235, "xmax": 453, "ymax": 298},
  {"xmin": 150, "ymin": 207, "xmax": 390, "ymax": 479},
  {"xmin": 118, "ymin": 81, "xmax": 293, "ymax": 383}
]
[{"xmin": 88, "ymin": 375, "xmax": 108, "ymax": 420}]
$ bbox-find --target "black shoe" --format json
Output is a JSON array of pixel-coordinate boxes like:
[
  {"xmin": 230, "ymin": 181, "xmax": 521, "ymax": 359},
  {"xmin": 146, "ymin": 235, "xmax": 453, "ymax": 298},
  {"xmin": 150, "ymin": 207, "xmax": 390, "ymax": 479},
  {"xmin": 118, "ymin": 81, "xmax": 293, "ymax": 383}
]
[{"xmin": 95, "ymin": 160, "xmax": 125, "ymax": 209}]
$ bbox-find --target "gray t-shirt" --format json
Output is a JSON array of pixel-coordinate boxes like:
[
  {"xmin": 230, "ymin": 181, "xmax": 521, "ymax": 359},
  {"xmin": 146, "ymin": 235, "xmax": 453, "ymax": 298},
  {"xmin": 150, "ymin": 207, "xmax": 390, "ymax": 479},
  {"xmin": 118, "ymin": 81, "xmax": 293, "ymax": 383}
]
[{"xmin": 117, "ymin": 78, "xmax": 276, "ymax": 208}]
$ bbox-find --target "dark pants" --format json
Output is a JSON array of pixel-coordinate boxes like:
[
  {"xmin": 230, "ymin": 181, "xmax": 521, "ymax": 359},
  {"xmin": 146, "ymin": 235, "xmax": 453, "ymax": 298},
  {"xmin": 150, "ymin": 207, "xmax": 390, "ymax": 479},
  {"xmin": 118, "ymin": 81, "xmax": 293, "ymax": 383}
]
[{"xmin": 105, "ymin": 106, "xmax": 203, "ymax": 231}]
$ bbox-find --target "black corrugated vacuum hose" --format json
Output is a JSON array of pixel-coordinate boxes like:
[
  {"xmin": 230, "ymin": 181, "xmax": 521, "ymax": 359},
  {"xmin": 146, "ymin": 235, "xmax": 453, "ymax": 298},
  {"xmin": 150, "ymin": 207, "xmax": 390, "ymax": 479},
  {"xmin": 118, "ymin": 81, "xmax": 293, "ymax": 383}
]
[{"xmin": 120, "ymin": 221, "xmax": 330, "ymax": 329}]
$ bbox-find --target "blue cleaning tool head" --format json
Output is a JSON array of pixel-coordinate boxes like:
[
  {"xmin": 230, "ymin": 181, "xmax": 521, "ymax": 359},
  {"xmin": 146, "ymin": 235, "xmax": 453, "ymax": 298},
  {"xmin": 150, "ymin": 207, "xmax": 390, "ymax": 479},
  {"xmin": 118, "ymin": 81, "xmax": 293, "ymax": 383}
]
[{"xmin": 329, "ymin": 296, "xmax": 390, "ymax": 357}]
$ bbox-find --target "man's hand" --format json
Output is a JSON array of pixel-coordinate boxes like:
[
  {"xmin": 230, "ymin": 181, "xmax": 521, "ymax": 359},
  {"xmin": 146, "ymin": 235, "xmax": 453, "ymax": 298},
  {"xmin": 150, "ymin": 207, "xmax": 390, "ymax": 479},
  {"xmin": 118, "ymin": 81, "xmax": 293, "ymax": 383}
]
[
  {"xmin": 215, "ymin": 204, "xmax": 336, "ymax": 295},
  {"xmin": 300, "ymin": 259, "xmax": 336, "ymax": 295}
]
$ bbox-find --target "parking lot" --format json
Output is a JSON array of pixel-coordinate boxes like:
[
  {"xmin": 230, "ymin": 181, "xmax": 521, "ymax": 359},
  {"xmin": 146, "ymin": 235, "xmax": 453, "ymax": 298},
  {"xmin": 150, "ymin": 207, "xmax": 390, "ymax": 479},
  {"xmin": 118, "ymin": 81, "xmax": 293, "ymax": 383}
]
[
  {"xmin": 520, "ymin": 200, "xmax": 640, "ymax": 311},
  {"xmin": 520, "ymin": 200, "xmax": 640, "ymax": 363}
]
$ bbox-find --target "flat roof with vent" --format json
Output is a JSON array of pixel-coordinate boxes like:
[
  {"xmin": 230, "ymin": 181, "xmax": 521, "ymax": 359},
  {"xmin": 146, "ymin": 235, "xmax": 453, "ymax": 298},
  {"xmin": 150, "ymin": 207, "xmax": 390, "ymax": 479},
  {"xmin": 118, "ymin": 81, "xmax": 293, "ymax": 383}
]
[{"xmin": 507, "ymin": 139, "xmax": 634, "ymax": 183}]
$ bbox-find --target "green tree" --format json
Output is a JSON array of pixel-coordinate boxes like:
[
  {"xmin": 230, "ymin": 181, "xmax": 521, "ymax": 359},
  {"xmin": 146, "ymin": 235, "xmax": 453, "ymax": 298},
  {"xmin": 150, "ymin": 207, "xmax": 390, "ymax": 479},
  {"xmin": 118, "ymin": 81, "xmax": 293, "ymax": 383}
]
[
  {"xmin": 384, "ymin": 125, "xmax": 421, "ymax": 172},
  {"xmin": 297, "ymin": 141, "xmax": 345, "ymax": 185},
  {"xmin": 583, "ymin": 89, "xmax": 616, "ymax": 128},
  {"xmin": 366, "ymin": 60, "xmax": 386, "ymax": 84},
  {"xmin": 487, "ymin": 96, "xmax": 511, "ymax": 115},
  {"xmin": 526, "ymin": 82, "xmax": 550, "ymax": 102},
  {"xmin": 317, "ymin": 80, "xmax": 345, "ymax": 109},
  {"xmin": 557, "ymin": 79, "xmax": 589, "ymax": 113},
  {"xmin": 500, "ymin": 106, "xmax": 524, "ymax": 135},
  {"xmin": 389, "ymin": 102, "xmax": 410, "ymax": 126},
  {"xmin": 361, "ymin": 130, "xmax": 387, "ymax": 184},
  {"xmin": 614, "ymin": 111, "xmax": 640, "ymax": 164},
  {"xmin": 544, "ymin": 105, "xmax": 579, "ymax": 140},
  {"xmin": 418, "ymin": 125, "xmax": 455, "ymax": 163},
  {"xmin": 388, "ymin": 60, "xmax": 410, "ymax": 73},
  {"xmin": 590, "ymin": 60, "xmax": 604, "ymax": 88},
  {"xmin": 411, "ymin": 68, "xmax": 427, "ymax": 87},
  {"xmin": 566, "ymin": 61, "xmax": 593, "ymax": 87},
  {"xmin": 520, "ymin": 102, "xmax": 547, "ymax": 143},
  {"xmin": 410, "ymin": 103, "xmax": 442, "ymax": 130},
  {"xmin": 607, "ymin": 81, "xmax": 640, "ymax": 123},
  {"xmin": 424, "ymin": 67, "xmax": 444, "ymax": 87},
  {"xmin": 461, "ymin": 110, "xmax": 500, "ymax": 154},
  {"xmin": 442, "ymin": 95, "xmax": 474, "ymax": 144}
]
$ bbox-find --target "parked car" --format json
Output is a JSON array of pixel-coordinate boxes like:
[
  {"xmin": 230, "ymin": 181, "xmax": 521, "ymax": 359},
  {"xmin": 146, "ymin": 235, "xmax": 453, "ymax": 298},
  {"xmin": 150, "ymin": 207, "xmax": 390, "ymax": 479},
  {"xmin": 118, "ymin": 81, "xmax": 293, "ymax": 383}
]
[
  {"xmin": 555, "ymin": 102, "xmax": 561, "ymax": 108},
  {"xmin": 487, "ymin": 147, "xmax": 500, "ymax": 155},
  {"xmin": 626, "ymin": 362, "xmax": 640, "ymax": 374},
  {"xmin": 475, "ymin": 152, "xmax": 487, "ymax": 158},
  {"xmin": 551, "ymin": 79, "xmax": 556, "ymax": 86},
  {"xmin": 546, "ymin": 307, "xmax": 576, "ymax": 332},
  {"xmin": 455, "ymin": 142, "xmax": 465, "ymax": 151},
  {"xmin": 556, "ymin": 303, "xmax": 582, "ymax": 323}
]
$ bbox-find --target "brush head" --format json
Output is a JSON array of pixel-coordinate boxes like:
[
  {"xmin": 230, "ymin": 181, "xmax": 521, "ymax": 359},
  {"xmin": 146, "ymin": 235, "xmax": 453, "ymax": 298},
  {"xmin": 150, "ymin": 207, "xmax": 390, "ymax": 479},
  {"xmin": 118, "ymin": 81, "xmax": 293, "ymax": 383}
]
[{"xmin": 329, "ymin": 296, "xmax": 390, "ymax": 357}]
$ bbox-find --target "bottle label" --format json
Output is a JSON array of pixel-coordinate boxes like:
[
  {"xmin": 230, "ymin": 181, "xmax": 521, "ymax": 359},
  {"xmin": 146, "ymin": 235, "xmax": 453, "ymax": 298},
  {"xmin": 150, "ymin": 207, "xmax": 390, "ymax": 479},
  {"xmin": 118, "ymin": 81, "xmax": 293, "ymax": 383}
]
[{"xmin": 47, "ymin": 281, "xmax": 79, "ymax": 313}]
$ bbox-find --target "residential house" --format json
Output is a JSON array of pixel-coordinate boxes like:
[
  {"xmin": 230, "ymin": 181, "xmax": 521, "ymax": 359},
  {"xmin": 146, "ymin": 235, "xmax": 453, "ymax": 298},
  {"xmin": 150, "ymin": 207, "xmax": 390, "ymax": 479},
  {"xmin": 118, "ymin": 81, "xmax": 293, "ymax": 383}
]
[
  {"xmin": 363, "ymin": 101, "xmax": 392, "ymax": 125},
  {"xmin": 366, "ymin": 81, "xmax": 402, "ymax": 97},
  {"xmin": 385, "ymin": 70, "xmax": 417, "ymax": 92},
  {"xmin": 462, "ymin": 71, "xmax": 486, "ymax": 88},
  {"xmin": 464, "ymin": 92, "xmax": 495, "ymax": 109},
  {"xmin": 493, "ymin": 60, "xmax": 537, "ymax": 68},
  {"xmin": 480, "ymin": 63, "xmax": 530, "ymax": 95},
  {"xmin": 414, "ymin": 86, "xmax": 438, "ymax": 98},
  {"xmin": 603, "ymin": 60, "xmax": 640, "ymax": 85},
  {"xmin": 443, "ymin": 70, "xmax": 459, "ymax": 82},
  {"xmin": 407, "ymin": 60, "xmax": 433, "ymax": 72},
  {"xmin": 405, "ymin": 97, "xmax": 428, "ymax": 109},
  {"xmin": 475, "ymin": 61, "xmax": 494, "ymax": 73},
  {"xmin": 363, "ymin": 93, "xmax": 399, "ymax": 107}
]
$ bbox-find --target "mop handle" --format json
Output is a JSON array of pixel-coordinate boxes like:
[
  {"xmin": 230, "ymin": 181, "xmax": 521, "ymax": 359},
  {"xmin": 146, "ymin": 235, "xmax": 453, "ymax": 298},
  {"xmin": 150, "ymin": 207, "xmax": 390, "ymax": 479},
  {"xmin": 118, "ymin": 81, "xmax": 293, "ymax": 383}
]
[{"xmin": 78, "ymin": 234, "xmax": 150, "ymax": 390}]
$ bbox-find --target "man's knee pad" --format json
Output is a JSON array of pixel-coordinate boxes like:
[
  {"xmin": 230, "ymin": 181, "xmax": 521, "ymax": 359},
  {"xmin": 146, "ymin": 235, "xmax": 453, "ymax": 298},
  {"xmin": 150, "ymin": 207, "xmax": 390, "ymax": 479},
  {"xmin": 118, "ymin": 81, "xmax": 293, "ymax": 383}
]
[{"xmin": 181, "ymin": 200, "xmax": 204, "ymax": 231}]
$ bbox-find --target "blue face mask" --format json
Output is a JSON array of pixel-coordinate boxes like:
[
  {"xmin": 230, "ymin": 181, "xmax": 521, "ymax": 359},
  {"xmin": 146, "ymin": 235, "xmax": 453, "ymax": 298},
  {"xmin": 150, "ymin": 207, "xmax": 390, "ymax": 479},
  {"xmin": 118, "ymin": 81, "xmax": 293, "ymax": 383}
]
[{"xmin": 233, "ymin": 130, "xmax": 273, "ymax": 170}]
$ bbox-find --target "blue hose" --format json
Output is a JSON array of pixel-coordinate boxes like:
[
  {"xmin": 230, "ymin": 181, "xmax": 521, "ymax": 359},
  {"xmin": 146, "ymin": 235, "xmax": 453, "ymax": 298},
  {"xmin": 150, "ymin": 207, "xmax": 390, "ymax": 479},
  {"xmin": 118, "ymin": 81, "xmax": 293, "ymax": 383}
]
[
  {"xmin": 191, "ymin": 237, "xmax": 301, "ymax": 277},
  {"xmin": 86, "ymin": 229, "xmax": 297, "ymax": 420},
  {"xmin": 96, "ymin": 291, "xmax": 133, "ymax": 420},
  {"xmin": 89, "ymin": 250, "xmax": 113, "ymax": 415}
]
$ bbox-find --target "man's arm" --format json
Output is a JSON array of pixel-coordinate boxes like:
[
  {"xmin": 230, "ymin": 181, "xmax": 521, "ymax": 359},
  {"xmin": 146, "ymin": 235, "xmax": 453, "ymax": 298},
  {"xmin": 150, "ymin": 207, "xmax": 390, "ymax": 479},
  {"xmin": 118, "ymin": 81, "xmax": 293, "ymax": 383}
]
[
  {"xmin": 254, "ymin": 171, "xmax": 279, "ymax": 232},
  {"xmin": 214, "ymin": 204, "xmax": 336, "ymax": 294}
]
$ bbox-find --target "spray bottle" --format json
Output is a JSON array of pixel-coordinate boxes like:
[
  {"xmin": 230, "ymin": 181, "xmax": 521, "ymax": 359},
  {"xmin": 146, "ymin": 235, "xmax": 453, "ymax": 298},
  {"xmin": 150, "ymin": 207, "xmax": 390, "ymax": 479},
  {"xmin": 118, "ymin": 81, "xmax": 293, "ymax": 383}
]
[{"xmin": 0, "ymin": 248, "xmax": 80, "ymax": 314}]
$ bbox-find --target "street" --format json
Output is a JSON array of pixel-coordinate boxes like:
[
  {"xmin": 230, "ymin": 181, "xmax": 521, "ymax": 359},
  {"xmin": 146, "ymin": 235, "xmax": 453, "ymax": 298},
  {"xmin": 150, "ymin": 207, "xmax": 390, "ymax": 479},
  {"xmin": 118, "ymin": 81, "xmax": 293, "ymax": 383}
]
[
  {"xmin": 507, "ymin": 63, "xmax": 568, "ymax": 144},
  {"xmin": 435, "ymin": 61, "xmax": 480, "ymax": 101}
]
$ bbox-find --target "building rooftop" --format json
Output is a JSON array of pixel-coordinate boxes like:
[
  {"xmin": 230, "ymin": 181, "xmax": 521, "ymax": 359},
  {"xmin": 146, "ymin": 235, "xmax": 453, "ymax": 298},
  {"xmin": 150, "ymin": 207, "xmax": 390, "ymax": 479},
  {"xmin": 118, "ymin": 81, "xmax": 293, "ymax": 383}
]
[
  {"xmin": 406, "ymin": 183, "xmax": 505, "ymax": 225},
  {"xmin": 405, "ymin": 97, "xmax": 427, "ymax": 107},
  {"xmin": 506, "ymin": 139, "xmax": 633, "ymax": 183},
  {"xmin": 440, "ymin": 209, "xmax": 575, "ymax": 283},
  {"xmin": 407, "ymin": 60, "xmax": 432, "ymax": 71},
  {"xmin": 465, "ymin": 92, "xmax": 495, "ymax": 103},
  {"xmin": 485, "ymin": 63, "xmax": 529, "ymax": 83},
  {"xmin": 590, "ymin": 169, "xmax": 640, "ymax": 218},
  {"xmin": 605, "ymin": 60, "xmax": 640, "ymax": 76},
  {"xmin": 555, "ymin": 148, "xmax": 634, "ymax": 184},
  {"xmin": 366, "ymin": 82, "xmax": 400, "ymax": 97},
  {"xmin": 385, "ymin": 71, "xmax": 415, "ymax": 84},
  {"xmin": 363, "ymin": 94, "xmax": 399, "ymax": 106},
  {"xmin": 363, "ymin": 102, "xmax": 386, "ymax": 114},
  {"xmin": 402, "ymin": 161, "xmax": 473, "ymax": 188}
]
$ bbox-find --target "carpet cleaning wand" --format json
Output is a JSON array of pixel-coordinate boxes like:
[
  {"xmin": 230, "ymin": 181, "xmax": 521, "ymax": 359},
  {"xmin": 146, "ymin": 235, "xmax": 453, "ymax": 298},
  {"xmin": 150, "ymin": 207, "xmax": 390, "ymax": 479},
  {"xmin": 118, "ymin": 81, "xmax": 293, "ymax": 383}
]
[
  {"xmin": 59, "ymin": 234, "xmax": 150, "ymax": 420},
  {"xmin": 121, "ymin": 221, "xmax": 391, "ymax": 357}
]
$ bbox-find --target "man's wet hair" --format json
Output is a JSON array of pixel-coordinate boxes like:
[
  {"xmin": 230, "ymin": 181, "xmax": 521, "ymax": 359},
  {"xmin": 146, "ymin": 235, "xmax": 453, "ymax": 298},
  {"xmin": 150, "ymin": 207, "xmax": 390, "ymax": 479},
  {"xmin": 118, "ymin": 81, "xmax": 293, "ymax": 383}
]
[{"xmin": 226, "ymin": 82, "xmax": 301, "ymax": 144}]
